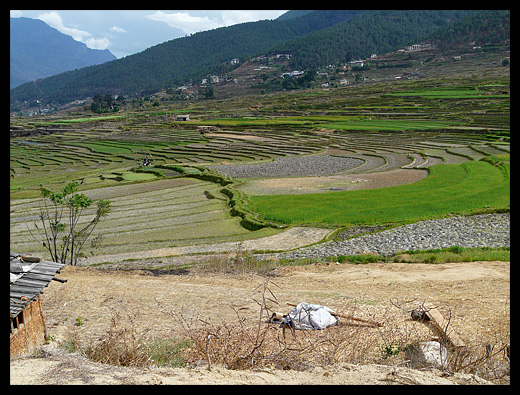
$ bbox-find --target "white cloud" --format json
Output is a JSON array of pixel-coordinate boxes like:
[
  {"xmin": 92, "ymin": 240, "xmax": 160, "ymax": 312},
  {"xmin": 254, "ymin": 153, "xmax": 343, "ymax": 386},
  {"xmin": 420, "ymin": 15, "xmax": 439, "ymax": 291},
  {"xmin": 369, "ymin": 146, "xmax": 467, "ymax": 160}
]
[
  {"xmin": 146, "ymin": 11, "xmax": 221, "ymax": 34},
  {"xmin": 13, "ymin": 10, "xmax": 288, "ymax": 57},
  {"xmin": 37, "ymin": 11, "xmax": 92, "ymax": 42},
  {"xmin": 146, "ymin": 10, "xmax": 288, "ymax": 35},
  {"xmin": 110, "ymin": 25, "xmax": 127, "ymax": 33},
  {"xmin": 219, "ymin": 10, "xmax": 276, "ymax": 26},
  {"xmin": 36, "ymin": 11, "xmax": 111, "ymax": 50},
  {"xmin": 85, "ymin": 37, "xmax": 112, "ymax": 50}
]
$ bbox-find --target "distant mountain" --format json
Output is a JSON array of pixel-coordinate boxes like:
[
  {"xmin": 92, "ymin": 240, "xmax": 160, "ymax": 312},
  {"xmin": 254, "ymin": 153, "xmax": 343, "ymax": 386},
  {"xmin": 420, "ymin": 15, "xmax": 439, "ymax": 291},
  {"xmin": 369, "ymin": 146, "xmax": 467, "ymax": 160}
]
[{"xmin": 10, "ymin": 17, "xmax": 116, "ymax": 89}]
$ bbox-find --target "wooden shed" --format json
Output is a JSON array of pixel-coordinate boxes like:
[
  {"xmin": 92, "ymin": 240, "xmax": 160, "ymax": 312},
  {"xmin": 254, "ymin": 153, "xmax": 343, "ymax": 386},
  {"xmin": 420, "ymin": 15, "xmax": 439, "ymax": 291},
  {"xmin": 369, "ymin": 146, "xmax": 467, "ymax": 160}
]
[{"xmin": 10, "ymin": 252, "xmax": 66, "ymax": 356}]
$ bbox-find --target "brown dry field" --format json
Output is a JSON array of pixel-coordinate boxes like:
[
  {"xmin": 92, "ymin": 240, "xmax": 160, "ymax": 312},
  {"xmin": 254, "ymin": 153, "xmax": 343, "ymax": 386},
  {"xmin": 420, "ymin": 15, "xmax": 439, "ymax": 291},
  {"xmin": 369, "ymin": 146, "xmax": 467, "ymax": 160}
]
[
  {"xmin": 239, "ymin": 168, "xmax": 428, "ymax": 195},
  {"xmin": 11, "ymin": 259, "xmax": 510, "ymax": 384}
]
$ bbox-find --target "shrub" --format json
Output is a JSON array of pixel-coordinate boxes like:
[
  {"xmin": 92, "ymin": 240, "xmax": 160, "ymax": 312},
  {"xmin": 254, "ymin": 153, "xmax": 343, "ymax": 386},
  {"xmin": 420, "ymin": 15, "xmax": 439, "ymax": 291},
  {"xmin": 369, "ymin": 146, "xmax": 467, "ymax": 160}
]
[
  {"xmin": 83, "ymin": 312, "xmax": 152, "ymax": 367},
  {"xmin": 447, "ymin": 245, "xmax": 464, "ymax": 254}
]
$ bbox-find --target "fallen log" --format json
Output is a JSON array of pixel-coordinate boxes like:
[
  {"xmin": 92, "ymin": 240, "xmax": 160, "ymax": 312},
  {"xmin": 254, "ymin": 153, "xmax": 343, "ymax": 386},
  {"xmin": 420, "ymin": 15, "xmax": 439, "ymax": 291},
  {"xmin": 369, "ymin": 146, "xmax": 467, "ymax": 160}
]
[{"xmin": 420, "ymin": 303, "xmax": 465, "ymax": 348}]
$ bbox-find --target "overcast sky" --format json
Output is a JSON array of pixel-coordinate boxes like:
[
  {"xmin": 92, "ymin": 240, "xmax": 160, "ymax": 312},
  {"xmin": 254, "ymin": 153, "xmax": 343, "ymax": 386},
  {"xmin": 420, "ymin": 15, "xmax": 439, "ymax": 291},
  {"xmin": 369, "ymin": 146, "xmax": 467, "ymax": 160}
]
[{"xmin": 10, "ymin": 10, "xmax": 289, "ymax": 58}]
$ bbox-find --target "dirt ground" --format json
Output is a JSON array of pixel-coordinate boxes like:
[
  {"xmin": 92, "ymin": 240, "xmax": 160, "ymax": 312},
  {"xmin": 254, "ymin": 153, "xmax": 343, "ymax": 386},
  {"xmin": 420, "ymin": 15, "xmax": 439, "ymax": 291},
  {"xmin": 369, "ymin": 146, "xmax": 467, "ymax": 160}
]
[
  {"xmin": 11, "ymin": 259, "xmax": 509, "ymax": 385},
  {"xmin": 239, "ymin": 168, "xmax": 428, "ymax": 195}
]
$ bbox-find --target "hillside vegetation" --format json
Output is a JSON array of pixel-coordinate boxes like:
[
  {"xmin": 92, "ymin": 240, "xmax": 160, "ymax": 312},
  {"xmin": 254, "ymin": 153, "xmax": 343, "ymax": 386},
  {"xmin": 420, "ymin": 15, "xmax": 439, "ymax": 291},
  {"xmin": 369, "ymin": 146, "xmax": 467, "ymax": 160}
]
[
  {"xmin": 273, "ymin": 10, "xmax": 477, "ymax": 70},
  {"xmin": 10, "ymin": 10, "xmax": 508, "ymax": 108},
  {"xmin": 9, "ymin": 10, "xmax": 360, "ymax": 106}
]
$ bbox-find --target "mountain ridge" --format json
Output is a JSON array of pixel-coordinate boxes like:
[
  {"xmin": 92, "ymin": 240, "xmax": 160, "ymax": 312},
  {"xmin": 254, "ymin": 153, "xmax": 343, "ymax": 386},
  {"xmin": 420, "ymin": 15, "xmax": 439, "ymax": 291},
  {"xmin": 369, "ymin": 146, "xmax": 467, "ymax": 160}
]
[
  {"xmin": 10, "ymin": 17, "xmax": 117, "ymax": 89},
  {"xmin": 10, "ymin": 10, "xmax": 508, "ymax": 108},
  {"xmin": 11, "ymin": 10, "xmax": 357, "ymax": 105}
]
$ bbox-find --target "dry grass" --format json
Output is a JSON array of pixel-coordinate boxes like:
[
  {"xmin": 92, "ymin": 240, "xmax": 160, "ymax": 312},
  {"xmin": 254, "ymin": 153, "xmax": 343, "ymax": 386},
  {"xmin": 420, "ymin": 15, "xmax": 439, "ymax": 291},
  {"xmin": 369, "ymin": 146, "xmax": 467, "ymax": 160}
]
[
  {"xmin": 82, "ymin": 312, "xmax": 153, "ymax": 367},
  {"xmin": 167, "ymin": 278, "xmax": 429, "ymax": 371},
  {"xmin": 158, "ymin": 278, "xmax": 510, "ymax": 384},
  {"xmin": 36, "ymin": 260, "xmax": 509, "ymax": 383}
]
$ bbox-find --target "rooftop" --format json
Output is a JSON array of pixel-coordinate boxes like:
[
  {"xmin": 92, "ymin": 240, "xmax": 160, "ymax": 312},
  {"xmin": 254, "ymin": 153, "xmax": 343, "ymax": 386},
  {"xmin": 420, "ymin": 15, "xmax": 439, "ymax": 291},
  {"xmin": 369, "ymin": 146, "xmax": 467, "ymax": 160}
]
[{"xmin": 10, "ymin": 252, "xmax": 66, "ymax": 318}]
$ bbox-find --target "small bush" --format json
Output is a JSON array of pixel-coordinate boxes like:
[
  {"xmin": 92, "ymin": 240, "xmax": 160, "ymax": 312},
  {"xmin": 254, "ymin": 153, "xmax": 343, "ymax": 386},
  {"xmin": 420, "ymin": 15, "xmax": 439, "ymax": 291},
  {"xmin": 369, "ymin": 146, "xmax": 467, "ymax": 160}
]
[
  {"xmin": 447, "ymin": 245, "xmax": 464, "ymax": 254},
  {"xmin": 83, "ymin": 312, "xmax": 152, "ymax": 367},
  {"xmin": 142, "ymin": 338, "xmax": 192, "ymax": 367}
]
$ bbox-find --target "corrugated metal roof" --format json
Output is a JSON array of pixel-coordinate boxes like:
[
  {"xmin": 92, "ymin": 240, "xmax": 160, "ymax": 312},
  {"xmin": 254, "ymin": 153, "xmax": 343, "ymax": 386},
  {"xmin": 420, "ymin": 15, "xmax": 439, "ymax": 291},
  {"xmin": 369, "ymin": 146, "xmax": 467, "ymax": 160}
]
[{"xmin": 10, "ymin": 252, "xmax": 65, "ymax": 318}]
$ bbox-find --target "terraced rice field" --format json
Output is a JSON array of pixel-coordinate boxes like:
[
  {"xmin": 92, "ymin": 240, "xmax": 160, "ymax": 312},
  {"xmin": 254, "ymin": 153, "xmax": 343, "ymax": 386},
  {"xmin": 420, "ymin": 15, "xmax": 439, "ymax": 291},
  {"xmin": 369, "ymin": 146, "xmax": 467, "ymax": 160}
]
[
  {"xmin": 9, "ymin": 178, "xmax": 279, "ymax": 257},
  {"xmin": 10, "ymin": 77, "xmax": 510, "ymax": 259},
  {"xmin": 247, "ymin": 161, "xmax": 510, "ymax": 226}
]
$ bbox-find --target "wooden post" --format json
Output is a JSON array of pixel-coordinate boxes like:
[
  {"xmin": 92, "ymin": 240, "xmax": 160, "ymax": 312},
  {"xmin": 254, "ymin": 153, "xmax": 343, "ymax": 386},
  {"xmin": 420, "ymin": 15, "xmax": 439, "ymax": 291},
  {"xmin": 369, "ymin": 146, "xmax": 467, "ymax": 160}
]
[{"xmin": 423, "ymin": 303, "xmax": 465, "ymax": 348}]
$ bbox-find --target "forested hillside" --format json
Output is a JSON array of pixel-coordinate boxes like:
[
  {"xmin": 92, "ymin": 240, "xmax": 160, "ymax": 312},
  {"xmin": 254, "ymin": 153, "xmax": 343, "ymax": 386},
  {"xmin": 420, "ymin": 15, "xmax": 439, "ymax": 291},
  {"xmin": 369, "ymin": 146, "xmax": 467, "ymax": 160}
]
[
  {"xmin": 10, "ymin": 10, "xmax": 507, "ymax": 108},
  {"xmin": 10, "ymin": 10, "xmax": 360, "ymax": 106},
  {"xmin": 429, "ymin": 10, "xmax": 509, "ymax": 49},
  {"xmin": 273, "ymin": 10, "xmax": 477, "ymax": 70}
]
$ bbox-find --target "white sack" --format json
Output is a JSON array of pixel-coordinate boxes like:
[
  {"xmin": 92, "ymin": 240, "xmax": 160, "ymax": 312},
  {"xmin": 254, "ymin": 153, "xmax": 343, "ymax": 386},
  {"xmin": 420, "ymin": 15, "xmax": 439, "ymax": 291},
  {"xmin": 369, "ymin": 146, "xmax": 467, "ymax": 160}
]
[{"xmin": 286, "ymin": 302, "xmax": 339, "ymax": 330}]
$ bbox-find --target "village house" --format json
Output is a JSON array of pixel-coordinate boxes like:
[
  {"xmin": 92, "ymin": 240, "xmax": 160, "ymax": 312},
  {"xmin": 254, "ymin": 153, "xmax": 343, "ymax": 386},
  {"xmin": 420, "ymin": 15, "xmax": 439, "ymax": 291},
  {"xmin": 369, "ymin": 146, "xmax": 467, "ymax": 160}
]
[
  {"xmin": 175, "ymin": 114, "xmax": 190, "ymax": 121},
  {"xmin": 405, "ymin": 43, "xmax": 432, "ymax": 52},
  {"xmin": 10, "ymin": 252, "xmax": 66, "ymax": 356},
  {"xmin": 349, "ymin": 60, "xmax": 365, "ymax": 68},
  {"xmin": 281, "ymin": 70, "xmax": 304, "ymax": 78},
  {"xmin": 406, "ymin": 44, "xmax": 422, "ymax": 51}
]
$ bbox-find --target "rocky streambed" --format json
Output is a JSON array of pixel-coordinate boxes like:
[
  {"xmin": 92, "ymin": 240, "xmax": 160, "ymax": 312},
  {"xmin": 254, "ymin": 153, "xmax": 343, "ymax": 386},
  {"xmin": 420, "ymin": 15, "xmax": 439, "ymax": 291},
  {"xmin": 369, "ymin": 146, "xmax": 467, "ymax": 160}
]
[{"xmin": 276, "ymin": 213, "xmax": 510, "ymax": 260}]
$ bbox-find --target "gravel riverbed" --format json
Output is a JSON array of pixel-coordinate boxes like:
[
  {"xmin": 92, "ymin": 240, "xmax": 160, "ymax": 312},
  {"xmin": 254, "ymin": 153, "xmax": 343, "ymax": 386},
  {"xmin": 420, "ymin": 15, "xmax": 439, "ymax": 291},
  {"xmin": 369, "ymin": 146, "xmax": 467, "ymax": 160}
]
[
  {"xmin": 209, "ymin": 155, "xmax": 365, "ymax": 178},
  {"xmin": 276, "ymin": 214, "xmax": 510, "ymax": 260}
]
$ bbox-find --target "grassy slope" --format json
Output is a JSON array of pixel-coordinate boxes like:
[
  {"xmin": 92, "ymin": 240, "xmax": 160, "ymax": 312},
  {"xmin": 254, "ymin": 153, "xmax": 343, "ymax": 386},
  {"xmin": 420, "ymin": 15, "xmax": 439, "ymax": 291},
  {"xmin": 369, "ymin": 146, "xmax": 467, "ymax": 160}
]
[{"xmin": 248, "ymin": 161, "xmax": 510, "ymax": 226}]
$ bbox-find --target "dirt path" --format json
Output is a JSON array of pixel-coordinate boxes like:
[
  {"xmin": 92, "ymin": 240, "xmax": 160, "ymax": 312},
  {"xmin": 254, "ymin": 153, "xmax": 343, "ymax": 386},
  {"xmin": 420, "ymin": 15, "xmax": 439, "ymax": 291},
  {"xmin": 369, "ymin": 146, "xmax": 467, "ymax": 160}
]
[
  {"xmin": 11, "ymin": 260, "xmax": 509, "ymax": 384},
  {"xmin": 10, "ymin": 347, "xmax": 493, "ymax": 385},
  {"xmin": 85, "ymin": 226, "xmax": 333, "ymax": 265}
]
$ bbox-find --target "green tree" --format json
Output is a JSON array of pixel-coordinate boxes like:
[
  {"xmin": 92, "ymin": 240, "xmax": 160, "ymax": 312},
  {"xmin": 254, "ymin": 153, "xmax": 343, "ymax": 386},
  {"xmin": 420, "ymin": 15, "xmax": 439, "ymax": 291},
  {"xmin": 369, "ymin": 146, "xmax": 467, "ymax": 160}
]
[
  {"xmin": 90, "ymin": 93, "xmax": 119, "ymax": 113},
  {"xmin": 35, "ymin": 181, "xmax": 111, "ymax": 265},
  {"xmin": 199, "ymin": 85, "xmax": 214, "ymax": 99}
]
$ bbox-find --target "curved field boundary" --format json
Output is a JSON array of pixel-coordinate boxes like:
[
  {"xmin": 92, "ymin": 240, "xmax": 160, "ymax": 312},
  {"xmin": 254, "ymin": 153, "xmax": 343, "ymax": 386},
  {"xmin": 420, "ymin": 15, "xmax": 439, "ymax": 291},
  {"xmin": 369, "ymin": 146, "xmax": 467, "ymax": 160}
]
[
  {"xmin": 85, "ymin": 226, "xmax": 333, "ymax": 264},
  {"xmin": 470, "ymin": 144, "xmax": 509, "ymax": 157},
  {"xmin": 422, "ymin": 149, "xmax": 470, "ymax": 164},
  {"xmin": 364, "ymin": 152, "xmax": 413, "ymax": 173},
  {"xmin": 248, "ymin": 161, "xmax": 510, "ymax": 227},
  {"xmin": 446, "ymin": 147, "xmax": 486, "ymax": 161},
  {"xmin": 343, "ymin": 153, "xmax": 385, "ymax": 173},
  {"xmin": 401, "ymin": 153, "xmax": 423, "ymax": 168},
  {"xmin": 416, "ymin": 155, "xmax": 443, "ymax": 168}
]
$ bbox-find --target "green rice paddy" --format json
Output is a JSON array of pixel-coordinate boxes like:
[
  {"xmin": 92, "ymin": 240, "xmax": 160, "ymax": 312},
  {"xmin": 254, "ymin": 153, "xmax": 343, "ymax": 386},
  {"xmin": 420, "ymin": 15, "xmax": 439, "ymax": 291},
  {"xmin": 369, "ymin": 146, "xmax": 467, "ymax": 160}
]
[{"xmin": 248, "ymin": 161, "xmax": 510, "ymax": 226}]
